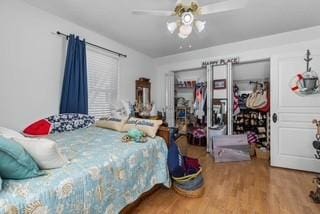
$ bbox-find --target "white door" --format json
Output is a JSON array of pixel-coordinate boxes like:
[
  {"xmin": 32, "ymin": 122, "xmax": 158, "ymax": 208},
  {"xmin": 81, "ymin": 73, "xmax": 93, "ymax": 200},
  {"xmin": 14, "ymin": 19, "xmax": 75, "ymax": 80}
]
[
  {"xmin": 271, "ymin": 51, "xmax": 320, "ymax": 172},
  {"xmin": 165, "ymin": 72, "xmax": 175, "ymax": 127}
]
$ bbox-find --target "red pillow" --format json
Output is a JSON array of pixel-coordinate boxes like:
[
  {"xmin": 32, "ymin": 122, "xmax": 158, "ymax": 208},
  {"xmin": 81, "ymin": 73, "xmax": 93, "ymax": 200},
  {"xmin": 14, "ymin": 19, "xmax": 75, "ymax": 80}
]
[{"xmin": 23, "ymin": 119, "xmax": 52, "ymax": 137}]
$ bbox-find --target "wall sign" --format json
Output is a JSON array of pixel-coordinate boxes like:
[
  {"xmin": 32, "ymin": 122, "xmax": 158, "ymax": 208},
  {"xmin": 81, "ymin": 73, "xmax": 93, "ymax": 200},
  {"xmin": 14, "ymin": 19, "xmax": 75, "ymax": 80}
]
[
  {"xmin": 290, "ymin": 50, "xmax": 320, "ymax": 96},
  {"xmin": 202, "ymin": 57, "xmax": 240, "ymax": 67}
]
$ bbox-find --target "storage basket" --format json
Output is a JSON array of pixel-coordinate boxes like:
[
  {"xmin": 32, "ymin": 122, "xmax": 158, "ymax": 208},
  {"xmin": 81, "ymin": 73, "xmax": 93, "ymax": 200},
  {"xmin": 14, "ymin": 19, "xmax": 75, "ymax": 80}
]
[
  {"xmin": 172, "ymin": 168, "xmax": 202, "ymax": 184},
  {"xmin": 173, "ymin": 182, "xmax": 205, "ymax": 198},
  {"xmin": 175, "ymin": 135, "xmax": 188, "ymax": 156},
  {"xmin": 255, "ymin": 147, "xmax": 270, "ymax": 160}
]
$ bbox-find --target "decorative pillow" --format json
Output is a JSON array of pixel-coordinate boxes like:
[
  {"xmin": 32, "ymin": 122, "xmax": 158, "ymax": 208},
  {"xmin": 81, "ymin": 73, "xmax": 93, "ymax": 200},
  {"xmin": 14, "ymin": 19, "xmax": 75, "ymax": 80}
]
[
  {"xmin": 95, "ymin": 116, "xmax": 128, "ymax": 132},
  {"xmin": 23, "ymin": 119, "xmax": 52, "ymax": 137},
  {"xmin": 13, "ymin": 137, "xmax": 69, "ymax": 170},
  {"xmin": 0, "ymin": 136, "xmax": 44, "ymax": 179},
  {"xmin": 0, "ymin": 127, "xmax": 24, "ymax": 139},
  {"xmin": 123, "ymin": 118, "xmax": 163, "ymax": 138},
  {"xmin": 46, "ymin": 113, "xmax": 95, "ymax": 133}
]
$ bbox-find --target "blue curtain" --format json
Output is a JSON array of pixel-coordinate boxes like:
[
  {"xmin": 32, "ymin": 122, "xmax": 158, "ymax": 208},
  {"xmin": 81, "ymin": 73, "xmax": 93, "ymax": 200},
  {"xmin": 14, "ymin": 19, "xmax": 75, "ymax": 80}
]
[{"xmin": 60, "ymin": 34, "xmax": 88, "ymax": 114}]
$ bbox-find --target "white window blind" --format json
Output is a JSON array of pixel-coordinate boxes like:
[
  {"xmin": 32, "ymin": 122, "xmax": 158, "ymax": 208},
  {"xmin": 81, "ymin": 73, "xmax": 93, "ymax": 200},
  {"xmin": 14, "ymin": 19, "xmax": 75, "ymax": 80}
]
[{"xmin": 87, "ymin": 48, "xmax": 119, "ymax": 119}]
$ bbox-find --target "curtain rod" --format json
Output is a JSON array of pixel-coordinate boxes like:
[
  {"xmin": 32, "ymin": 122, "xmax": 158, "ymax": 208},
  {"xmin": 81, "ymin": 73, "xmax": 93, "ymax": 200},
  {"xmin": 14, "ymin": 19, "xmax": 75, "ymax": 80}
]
[{"xmin": 56, "ymin": 31, "xmax": 127, "ymax": 58}]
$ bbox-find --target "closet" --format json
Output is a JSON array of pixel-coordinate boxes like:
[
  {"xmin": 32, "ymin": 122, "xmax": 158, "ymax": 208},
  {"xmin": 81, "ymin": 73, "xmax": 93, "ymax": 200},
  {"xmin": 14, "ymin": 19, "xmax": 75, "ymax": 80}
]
[
  {"xmin": 232, "ymin": 60, "xmax": 271, "ymax": 150},
  {"xmin": 174, "ymin": 68, "xmax": 207, "ymax": 146},
  {"xmin": 207, "ymin": 59, "xmax": 271, "ymax": 155}
]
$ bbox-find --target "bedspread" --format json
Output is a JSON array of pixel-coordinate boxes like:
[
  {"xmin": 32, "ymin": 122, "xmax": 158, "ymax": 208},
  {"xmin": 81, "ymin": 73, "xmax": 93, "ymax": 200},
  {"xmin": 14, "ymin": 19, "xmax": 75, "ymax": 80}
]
[{"xmin": 0, "ymin": 127, "xmax": 170, "ymax": 214}]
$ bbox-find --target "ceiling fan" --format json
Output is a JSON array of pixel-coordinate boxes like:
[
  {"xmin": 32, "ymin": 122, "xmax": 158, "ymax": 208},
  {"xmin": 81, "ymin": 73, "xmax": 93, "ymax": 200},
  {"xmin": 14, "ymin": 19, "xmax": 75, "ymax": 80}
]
[{"xmin": 132, "ymin": 0, "xmax": 248, "ymax": 39}]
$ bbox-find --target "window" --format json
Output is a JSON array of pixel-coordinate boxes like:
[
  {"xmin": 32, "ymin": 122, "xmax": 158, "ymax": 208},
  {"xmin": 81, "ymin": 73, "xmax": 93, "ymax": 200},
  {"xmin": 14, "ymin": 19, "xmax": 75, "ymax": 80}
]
[{"xmin": 87, "ymin": 47, "xmax": 119, "ymax": 119}]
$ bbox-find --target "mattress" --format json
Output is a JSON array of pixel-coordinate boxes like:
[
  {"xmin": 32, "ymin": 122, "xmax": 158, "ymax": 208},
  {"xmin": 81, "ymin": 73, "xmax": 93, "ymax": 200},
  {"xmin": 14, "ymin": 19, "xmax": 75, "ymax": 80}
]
[{"xmin": 0, "ymin": 127, "xmax": 170, "ymax": 214}]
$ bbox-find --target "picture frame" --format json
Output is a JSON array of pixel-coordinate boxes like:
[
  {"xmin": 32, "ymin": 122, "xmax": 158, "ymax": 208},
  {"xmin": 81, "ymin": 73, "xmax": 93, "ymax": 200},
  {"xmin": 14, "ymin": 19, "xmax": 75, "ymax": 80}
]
[{"xmin": 213, "ymin": 79, "xmax": 226, "ymax": 89}]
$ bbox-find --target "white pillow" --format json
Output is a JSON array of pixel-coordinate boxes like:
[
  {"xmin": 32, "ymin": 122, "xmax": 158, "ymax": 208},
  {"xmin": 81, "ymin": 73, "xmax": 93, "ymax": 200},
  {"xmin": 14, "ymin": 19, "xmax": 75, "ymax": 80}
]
[
  {"xmin": 13, "ymin": 137, "xmax": 69, "ymax": 170},
  {"xmin": 0, "ymin": 127, "xmax": 24, "ymax": 139}
]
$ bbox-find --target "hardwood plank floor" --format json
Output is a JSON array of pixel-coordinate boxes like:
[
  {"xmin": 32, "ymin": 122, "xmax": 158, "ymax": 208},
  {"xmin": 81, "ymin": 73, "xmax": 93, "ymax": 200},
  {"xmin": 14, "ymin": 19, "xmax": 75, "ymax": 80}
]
[{"xmin": 133, "ymin": 144, "xmax": 320, "ymax": 214}]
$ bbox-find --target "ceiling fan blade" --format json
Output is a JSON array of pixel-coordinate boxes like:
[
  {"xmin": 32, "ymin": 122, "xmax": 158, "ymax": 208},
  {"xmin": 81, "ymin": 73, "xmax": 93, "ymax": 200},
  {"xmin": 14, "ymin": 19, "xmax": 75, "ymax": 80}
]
[
  {"xmin": 132, "ymin": 10, "xmax": 175, "ymax": 16},
  {"xmin": 176, "ymin": 0, "xmax": 183, "ymax": 5},
  {"xmin": 200, "ymin": 0, "xmax": 248, "ymax": 15}
]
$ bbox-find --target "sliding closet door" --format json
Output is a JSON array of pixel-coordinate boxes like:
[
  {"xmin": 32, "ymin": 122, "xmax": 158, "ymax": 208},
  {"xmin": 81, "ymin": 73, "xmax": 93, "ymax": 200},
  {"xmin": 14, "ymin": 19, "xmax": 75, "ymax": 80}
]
[
  {"xmin": 227, "ymin": 62, "xmax": 233, "ymax": 135},
  {"xmin": 271, "ymin": 52, "xmax": 320, "ymax": 172},
  {"xmin": 211, "ymin": 64, "xmax": 232, "ymax": 134},
  {"xmin": 165, "ymin": 72, "xmax": 175, "ymax": 127},
  {"xmin": 207, "ymin": 65, "xmax": 213, "ymax": 129}
]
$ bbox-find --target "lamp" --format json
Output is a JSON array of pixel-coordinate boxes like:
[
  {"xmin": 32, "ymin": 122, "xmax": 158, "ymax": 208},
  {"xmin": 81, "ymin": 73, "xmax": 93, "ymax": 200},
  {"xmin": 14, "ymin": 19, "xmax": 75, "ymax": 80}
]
[
  {"xmin": 178, "ymin": 24, "xmax": 192, "ymax": 39},
  {"xmin": 167, "ymin": 22, "xmax": 178, "ymax": 34},
  {"xmin": 195, "ymin": 20, "xmax": 206, "ymax": 33},
  {"xmin": 181, "ymin": 12, "xmax": 194, "ymax": 25},
  {"xmin": 178, "ymin": 32, "xmax": 189, "ymax": 39},
  {"xmin": 166, "ymin": 11, "xmax": 206, "ymax": 38}
]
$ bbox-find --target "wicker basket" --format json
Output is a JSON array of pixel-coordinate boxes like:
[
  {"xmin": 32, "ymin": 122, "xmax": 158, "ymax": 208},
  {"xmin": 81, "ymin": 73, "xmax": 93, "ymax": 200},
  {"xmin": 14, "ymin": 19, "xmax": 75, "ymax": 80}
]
[
  {"xmin": 255, "ymin": 147, "xmax": 270, "ymax": 160},
  {"xmin": 172, "ymin": 168, "xmax": 202, "ymax": 184},
  {"xmin": 173, "ymin": 182, "xmax": 205, "ymax": 198},
  {"xmin": 175, "ymin": 135, "xmax": 188, "ymax": 156}
]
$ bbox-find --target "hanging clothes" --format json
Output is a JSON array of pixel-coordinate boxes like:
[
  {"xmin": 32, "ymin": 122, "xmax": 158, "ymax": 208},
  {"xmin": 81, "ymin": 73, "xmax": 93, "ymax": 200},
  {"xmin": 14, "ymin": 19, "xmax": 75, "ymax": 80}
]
[
  {"xmin": 194, "ymin": 83, "xmax": 207, "ymax": 120},
  {"xmin": 233, "ymin": 84, "xmax": 240, "ymax": 115}
]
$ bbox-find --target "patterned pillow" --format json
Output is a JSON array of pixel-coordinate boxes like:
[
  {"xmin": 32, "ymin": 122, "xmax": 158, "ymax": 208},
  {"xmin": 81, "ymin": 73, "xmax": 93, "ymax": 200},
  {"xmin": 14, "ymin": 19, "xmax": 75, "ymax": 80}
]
[
  {"xmin": 96, "ymin": 117, "xmax": 128, "ymax": 132},
  {"xmin": 46, "ymin": 113, "xmax": 95, "ymax": 134},
  {"xmin": 123, "ymin": 118, "xmax": 163, "ymax": 138}
]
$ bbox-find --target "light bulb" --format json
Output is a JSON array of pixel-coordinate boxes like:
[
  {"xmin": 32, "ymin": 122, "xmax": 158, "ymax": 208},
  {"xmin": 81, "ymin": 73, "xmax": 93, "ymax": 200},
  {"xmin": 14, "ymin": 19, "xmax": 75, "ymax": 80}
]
[
  {"xmin": 195, "ymin": 20, "xmax": 206, "ymax": 33},
  {"xmin": 178, "ymin": 33, "xmax": 188, "ymax": 39},
  {"xmin": 181, "ymin": 12, "xmax": 194, "ymax": 25},
  {"xmin": 167, "ymin": 22, "xmax": 177, "ymax": 34},
  {"xmin": 179, "ymin": 24, "xmax": 193, "ymax": 37}
]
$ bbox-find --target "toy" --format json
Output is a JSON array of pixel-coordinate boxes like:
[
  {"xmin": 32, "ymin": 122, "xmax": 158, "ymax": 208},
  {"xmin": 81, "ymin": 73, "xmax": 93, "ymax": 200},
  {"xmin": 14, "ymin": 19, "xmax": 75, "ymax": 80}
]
[{"xmin": 122, "ymin": 128, "xmax": 147, "ymax": 143}]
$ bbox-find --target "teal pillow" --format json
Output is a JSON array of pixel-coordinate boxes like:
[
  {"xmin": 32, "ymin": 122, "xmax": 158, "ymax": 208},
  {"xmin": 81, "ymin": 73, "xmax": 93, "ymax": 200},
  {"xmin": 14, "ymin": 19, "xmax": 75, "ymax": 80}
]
[{"xmin": 0, "ymin": 136, "xmax": 44, "ymax": 179}]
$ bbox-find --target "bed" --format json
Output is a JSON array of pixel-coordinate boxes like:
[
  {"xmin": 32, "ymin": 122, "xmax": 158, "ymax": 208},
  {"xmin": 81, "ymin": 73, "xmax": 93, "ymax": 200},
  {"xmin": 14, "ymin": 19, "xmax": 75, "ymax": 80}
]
[{"xmin": 0, "ymin": 127, "xmax": 171, "ymax": 214}]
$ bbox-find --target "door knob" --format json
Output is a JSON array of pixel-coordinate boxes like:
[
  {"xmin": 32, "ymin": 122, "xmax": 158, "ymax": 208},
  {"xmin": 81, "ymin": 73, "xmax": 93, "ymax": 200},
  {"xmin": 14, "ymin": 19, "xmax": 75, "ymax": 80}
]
[{"xmin": 272, "ymin": 113, "xmax": 278, "ymax": 123}]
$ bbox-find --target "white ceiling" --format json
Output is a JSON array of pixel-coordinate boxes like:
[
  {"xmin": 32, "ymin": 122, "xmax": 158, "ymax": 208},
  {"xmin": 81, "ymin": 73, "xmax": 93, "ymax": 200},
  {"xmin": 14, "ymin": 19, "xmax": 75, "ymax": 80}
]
[{"xmin": 23, "ymin": 0, "xmax": 320, "ymax": 58}]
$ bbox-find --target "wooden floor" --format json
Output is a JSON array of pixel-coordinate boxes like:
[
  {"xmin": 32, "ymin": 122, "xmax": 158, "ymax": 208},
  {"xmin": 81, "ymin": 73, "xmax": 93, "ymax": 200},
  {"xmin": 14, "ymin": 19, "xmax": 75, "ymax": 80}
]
[{"xmin": 133, "ymin": 144, "xmax": 320, "ymax": 214}]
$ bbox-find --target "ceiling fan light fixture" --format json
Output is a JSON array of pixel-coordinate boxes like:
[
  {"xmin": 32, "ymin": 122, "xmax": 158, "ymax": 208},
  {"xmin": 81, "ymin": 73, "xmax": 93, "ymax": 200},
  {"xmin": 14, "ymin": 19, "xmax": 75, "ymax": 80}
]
[
  {"xmin": 179, "ymin": 24, "xmax": 193, "ymax": 37},
  {"xmin": 195, "ymin": 20, "xmax": 206, "ymax": 33},
  {"xmin": 178, "ymin": 32, "xmax": 189, "ymax": 39},
  {"xmin": 167, "ymin": 21, "xmax": 178, "ymax": 34},
  {"xmin": 181, "ymin": 12, "xmax": 194, "ymax": 25}
]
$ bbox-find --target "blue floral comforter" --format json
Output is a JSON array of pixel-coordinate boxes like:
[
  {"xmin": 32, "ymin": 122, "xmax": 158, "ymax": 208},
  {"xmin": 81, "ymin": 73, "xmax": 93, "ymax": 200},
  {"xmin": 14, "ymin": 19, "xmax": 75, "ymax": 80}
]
[{"xmin": 0, "ymin": 127, "xmax": 170, "ymax": 214}]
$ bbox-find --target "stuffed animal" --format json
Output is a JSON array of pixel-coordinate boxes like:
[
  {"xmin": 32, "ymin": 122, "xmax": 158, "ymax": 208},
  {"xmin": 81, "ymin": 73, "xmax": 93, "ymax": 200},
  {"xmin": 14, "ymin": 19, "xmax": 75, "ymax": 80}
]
[{"xmin": 122, "ymin": 128, "xmax": 147, "ymax": 143}]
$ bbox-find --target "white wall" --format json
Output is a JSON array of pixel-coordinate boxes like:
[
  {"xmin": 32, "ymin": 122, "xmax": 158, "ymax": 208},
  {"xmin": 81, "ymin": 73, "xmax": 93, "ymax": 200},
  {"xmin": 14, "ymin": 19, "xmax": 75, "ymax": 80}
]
[
  {"xmin": 153, "ymin": 25, "xmax": 320, "ymax": 110},
  {"xmin": 233, "ymin": 60, "xmax": 270, "ymax": 92},
  {"xmin": 0, "ymin": 0, "xmax": 155, "ymax": 130}
]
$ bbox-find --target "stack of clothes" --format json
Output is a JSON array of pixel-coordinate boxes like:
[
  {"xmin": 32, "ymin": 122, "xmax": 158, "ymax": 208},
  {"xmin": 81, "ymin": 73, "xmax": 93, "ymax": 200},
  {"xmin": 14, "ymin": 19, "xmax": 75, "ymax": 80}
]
[{"xmin": 167, "ymin": 129, "xmax": 204, "ymax": 197}]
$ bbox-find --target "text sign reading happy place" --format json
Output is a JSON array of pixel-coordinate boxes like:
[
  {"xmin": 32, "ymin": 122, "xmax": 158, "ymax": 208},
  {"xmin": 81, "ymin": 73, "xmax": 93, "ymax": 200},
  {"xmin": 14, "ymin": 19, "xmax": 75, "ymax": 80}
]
[{"xmin": 202, "ymin": 57, "xmax": 240, "ymax": 67}]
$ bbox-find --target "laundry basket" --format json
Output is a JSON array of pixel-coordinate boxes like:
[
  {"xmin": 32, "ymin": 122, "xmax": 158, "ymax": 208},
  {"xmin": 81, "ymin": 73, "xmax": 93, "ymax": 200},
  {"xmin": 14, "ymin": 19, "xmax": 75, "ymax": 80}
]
[{"xmin": 173, "ymin": 183, "xmax": 205, "ymax": 198}]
